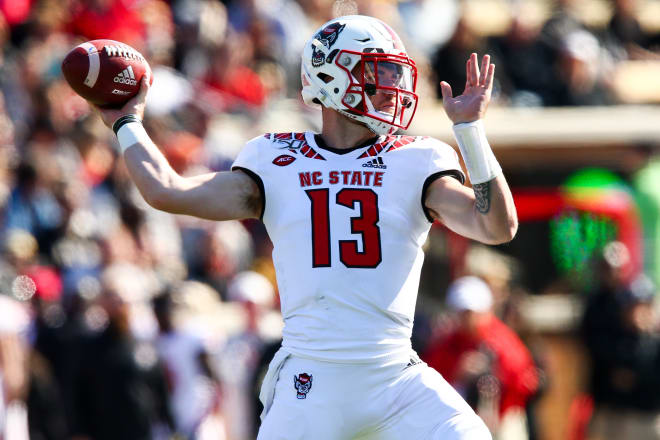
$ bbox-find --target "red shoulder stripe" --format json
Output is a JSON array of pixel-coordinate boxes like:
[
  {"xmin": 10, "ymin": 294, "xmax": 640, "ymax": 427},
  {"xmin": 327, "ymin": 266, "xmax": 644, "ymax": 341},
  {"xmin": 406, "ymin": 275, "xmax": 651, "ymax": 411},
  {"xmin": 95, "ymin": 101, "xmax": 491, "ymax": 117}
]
[
  {"xmin": 386, "ymin": 135, "xmax": 422, "ymax": 152},
  {"xmin": 357, "ymin": 135, "xmax": 396, "ymax": 158},
  {"xmin": 266, "ymin": 132, "xmax": 326, "ymax": 160}
]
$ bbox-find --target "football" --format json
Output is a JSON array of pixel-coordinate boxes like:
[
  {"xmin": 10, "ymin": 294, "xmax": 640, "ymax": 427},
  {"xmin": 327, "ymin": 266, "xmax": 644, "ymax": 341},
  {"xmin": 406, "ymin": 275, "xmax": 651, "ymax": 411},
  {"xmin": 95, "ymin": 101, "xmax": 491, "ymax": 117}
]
[{"xmin": 61, "ymin": 39, "xmax": 152, "ymax": 107}]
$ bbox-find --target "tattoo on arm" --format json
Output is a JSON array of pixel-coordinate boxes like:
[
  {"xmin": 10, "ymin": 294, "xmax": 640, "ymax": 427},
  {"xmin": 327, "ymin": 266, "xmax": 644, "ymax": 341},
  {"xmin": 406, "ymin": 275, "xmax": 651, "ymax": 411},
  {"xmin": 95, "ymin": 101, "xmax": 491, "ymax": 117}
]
[{"xmin": 473, "ymin": 181, "xmax": 491, "ymax": 214}]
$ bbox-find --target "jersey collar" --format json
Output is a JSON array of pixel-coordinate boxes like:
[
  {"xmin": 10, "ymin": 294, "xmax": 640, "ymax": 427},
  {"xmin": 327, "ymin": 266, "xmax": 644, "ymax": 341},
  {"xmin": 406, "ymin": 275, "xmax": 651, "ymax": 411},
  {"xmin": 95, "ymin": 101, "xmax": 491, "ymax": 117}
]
[{"xmin": 312, "ymin": 133, "xmax": 382, "ymax": 156}]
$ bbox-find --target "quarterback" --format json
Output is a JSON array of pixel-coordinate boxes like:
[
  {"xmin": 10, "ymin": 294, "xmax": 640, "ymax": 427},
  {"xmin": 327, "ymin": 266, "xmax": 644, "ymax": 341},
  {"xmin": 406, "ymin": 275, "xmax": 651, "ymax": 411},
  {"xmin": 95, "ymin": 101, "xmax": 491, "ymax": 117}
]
[{"xmin": 95, "ymin": 15, "xmax": 516, "ymax": 440}]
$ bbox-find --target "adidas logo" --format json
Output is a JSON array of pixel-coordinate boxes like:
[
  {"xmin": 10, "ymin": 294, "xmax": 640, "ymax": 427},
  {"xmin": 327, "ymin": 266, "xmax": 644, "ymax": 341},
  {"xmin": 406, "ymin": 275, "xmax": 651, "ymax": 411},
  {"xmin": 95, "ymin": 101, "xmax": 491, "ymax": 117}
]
[
  {"xmin": 114, "ymin": 66, "xmax": 137, "ymax": 85},
  {"xmin": 362, "ymin": 157, "xmax": 387, "ymax": 169}
]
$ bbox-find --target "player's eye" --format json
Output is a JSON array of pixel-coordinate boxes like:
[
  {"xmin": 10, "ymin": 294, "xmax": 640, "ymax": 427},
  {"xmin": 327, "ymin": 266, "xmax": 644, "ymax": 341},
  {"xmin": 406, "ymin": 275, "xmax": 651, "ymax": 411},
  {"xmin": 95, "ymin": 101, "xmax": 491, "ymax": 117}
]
[{"xmin": 377, "ymin": 62, "xmax": 403, "ymax": 86}]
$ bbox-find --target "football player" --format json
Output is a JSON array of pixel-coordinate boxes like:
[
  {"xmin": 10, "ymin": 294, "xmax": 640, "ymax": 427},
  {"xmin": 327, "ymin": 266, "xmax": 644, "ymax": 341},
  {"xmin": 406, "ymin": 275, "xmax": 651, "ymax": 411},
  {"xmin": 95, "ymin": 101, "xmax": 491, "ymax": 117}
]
[{"xmin": 94, "ymin": 15, "xmax": 516, "ymax": 440}]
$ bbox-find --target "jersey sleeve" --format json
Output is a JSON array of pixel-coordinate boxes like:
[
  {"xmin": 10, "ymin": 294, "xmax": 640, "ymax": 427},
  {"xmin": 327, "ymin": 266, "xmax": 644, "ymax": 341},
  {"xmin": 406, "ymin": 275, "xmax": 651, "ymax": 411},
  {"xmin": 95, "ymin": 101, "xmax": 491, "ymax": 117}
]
[
  {"xmin": 427, "ymin": 139, "xmax": 465, "ymax": 183},
  {"xmin": 231, "ymin": 135, "xmax": 266, "ymax": 220},
  {"xmin": 232, "ymin": 135, "xmax": 264, "ymax": 175},
  {"xmin": 421, "ymin": 139, "xmax": 466, "ymax": 222}
]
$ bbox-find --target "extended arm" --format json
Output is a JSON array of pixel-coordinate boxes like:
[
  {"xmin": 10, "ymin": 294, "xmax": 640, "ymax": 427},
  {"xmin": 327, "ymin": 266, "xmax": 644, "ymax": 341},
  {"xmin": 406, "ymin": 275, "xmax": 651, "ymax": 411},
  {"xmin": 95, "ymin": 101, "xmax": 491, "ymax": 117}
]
[
  {"xmin": 122, "ymin": 141, "xmax": 261, "ymax": 220},
  {"xmin": 93, "ymin": 76, "xmax": 261, "ymax": 221},
  {"xmin": 427, "ymin": 53, "xmax": 517, "ymax": 244}
]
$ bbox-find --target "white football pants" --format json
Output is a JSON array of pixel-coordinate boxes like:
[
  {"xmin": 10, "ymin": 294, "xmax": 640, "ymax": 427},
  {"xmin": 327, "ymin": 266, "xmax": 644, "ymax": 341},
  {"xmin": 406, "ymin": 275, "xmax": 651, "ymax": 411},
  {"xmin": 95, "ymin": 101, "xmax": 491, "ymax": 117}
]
[{"xmin": 257, "ymin": 349, "xmax": 491, "ymax": 440}]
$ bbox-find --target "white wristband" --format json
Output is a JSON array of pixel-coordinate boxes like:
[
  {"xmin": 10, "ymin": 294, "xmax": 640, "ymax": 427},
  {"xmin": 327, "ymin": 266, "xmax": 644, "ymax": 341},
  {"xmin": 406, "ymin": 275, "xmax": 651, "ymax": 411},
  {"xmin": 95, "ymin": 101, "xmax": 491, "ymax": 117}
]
[
  {"xmin": 116, "ymin": 122, "xmax": 151, "ymax": 154},
  {"xmin": 452, "ymin": 120, "xmax": 502, "ymax": 184}
]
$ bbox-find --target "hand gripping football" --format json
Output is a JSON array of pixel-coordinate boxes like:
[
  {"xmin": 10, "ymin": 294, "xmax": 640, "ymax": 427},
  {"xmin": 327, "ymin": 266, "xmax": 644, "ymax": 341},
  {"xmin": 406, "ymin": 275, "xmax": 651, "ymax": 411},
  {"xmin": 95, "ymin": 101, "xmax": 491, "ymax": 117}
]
[{"xmin": 61, "ymin": 39, "xmax": 152, "ymax": 107}]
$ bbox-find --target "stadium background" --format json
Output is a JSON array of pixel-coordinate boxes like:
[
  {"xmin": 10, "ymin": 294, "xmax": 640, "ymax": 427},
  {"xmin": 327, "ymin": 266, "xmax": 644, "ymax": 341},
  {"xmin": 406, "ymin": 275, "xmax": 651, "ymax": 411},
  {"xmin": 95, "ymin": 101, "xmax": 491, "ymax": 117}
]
[{"xmin": 1, "ymin": 0, "xmax": 660, "ymax": 439}]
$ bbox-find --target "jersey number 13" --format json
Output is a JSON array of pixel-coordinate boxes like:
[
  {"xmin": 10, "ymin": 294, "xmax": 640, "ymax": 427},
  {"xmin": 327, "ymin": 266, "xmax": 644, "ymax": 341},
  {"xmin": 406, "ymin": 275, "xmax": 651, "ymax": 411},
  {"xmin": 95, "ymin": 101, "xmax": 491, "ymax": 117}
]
[{"xmin": 306, "ymin": 188, "xmax": 382, "ymax": 268}]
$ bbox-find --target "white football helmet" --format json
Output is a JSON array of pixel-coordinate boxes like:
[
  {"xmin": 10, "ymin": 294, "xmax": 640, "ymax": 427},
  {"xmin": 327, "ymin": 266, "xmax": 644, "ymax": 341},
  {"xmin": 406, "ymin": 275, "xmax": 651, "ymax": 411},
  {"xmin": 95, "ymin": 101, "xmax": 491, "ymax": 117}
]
[{"xmin": 301, "ymin": 15, "xmax": 418, "ymax": 135}]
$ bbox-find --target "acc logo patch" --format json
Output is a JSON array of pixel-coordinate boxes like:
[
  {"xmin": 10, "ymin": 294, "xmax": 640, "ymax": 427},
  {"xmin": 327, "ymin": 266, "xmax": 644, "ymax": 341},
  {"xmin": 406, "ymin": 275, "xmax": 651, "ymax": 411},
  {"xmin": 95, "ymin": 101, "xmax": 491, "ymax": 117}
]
[
  {"xmin": 294, "ymin": 373, "xmax": 313, "ymax": 399},
  {"xmin": 273, "ymin": 155, "xmax": 296, "ymax": 166}
]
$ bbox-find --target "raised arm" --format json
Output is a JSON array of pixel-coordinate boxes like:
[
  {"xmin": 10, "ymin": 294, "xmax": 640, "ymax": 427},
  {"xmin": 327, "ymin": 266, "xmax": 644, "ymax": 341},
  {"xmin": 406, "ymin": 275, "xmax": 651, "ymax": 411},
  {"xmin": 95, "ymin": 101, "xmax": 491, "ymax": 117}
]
[
  {"xmin": 425, "ymin": 53, "xmax": 517, "ymax": 244},
  {"xmin": 93, "ymin": 75, "xmax": 262, "ymax": 221}
]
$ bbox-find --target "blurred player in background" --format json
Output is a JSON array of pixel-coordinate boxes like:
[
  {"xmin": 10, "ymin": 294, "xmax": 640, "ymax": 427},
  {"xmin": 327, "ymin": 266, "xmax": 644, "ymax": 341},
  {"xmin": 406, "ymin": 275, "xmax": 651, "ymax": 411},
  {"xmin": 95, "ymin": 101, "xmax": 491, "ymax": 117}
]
[
  {"xmin": 152, "ymin": 289, "xmax": 221, "ymax": 439},
  {"xmin": 424, "ymin": 276, "xmax": 539, "ymax": 439},
  {"xmin": 581, "ymin": 245, "xmax": 660, "ymax": 440},
  {"xmin": 93, "ymin": 14, "xmax": 516, "ymax": 440}
]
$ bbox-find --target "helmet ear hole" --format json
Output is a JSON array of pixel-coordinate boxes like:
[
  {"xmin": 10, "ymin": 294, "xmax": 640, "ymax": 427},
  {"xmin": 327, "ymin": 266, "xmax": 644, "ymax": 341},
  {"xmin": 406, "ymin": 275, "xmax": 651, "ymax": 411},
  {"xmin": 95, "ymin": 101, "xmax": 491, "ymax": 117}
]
[{"xmin": 317, "ymin": 73, "xmax": 334, "ymax": 83}]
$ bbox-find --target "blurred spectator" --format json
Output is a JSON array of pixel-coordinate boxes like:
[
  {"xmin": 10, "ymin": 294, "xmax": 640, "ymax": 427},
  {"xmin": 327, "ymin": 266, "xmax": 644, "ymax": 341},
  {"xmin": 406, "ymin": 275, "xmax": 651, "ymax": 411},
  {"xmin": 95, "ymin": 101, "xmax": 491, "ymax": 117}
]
[
  {"xmin": 218, "ymin": 270, "xmax": 276, "ymax": 440},
  {"xmin": 463, "ymin": 244, "xmax": 519, "ymax": 324},
  {"xmin": 27, "ymin": 276, "xmax": 71, "ymax": 440},
  {"xmin": 424, "ymin": 276, "xmax": 539, "ymax": 439},
  {"xmin": 535, "ymin": 0, "xmax": 616, "ymax": 107},
  {"xmin": 71, "ymin": 276, "xmax": 175, "ymax": 440},
  {"xmin": 539, "ymin": 0, "xmax": 586, "ymax": 49},
  {"xmin": 488, "ymin": 13, "xmax": 556, "ymax": 107},
  {"xmin": 606, "ymin": 0, "xmax": 650, "ymax": 58},
  {"xmin": 581, "ymin": 244, "xmax": 660, "ymax": 440},
  {"xmin": 0, "ymin": 94, "xmax": 15, "ymax": 158},
  {"xmin": 601, "ymin": 0, "xmax": 660, "ymax": 94},
  {"xmin": 28, "ymin": 279, "xmax": 91, "ymax": 440},
  {"xmin": 201, "ymin": 34, "xmax": 268, "ymax": 113},
  {"xmin": 551, "ymin": 30, "xmax": 615, "ymax": 106},
  {"xmin": 152, "ymin": 288, "xmax": 221, "ymax": 438},
  {"xmin": 179, "ymin": 219, "xmax": 254, "ymax": 298},
  {"xmin": 4, "ymin": 161, "xmax": 64, "ymax": 255},
  {"xmin": 431, "ymin": 17, "xmax": 489, "ymax": 101},
  {"xmin": 0, "ymin": 0, "xmax": 34, "ymax": 28},
  {"xmin": 66, "ymin": 0, "xmax": 146, "ymax": 47},
  {"xmin": 0, "ymin": 294, "xmax": 31, "ymax": 440},
  {"xmin": 248, "ymin": 0, "xmax": 317, "ymax": 93},
  {"xmin": 581, "ymin": 242, "xmax": 632, "ymax": 366}
]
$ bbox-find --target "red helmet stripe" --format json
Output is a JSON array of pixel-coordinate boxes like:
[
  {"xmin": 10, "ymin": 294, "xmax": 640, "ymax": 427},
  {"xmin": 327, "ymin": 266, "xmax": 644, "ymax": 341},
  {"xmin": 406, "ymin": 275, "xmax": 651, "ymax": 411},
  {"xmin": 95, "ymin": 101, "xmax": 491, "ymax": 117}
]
[{"xmin": 380, "ymin": 22, "xmax": 404, "ymax": 51}]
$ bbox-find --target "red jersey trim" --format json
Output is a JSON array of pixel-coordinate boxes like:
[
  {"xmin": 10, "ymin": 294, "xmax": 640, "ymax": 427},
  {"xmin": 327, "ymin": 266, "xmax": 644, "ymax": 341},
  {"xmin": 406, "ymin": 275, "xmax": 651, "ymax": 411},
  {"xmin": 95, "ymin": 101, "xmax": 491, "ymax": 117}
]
[{"xmin": 266, "ymin": 132, "xmax": 326, "ymax": 160}]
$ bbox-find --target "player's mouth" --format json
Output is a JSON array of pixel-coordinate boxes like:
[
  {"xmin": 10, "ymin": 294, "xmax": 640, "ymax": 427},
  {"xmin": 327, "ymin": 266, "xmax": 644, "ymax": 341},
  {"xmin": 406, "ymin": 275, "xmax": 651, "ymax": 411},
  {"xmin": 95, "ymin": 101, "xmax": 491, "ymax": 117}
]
[{"xmin": 377, "ymin": 101, "xmax": 397, "ymax": 115}]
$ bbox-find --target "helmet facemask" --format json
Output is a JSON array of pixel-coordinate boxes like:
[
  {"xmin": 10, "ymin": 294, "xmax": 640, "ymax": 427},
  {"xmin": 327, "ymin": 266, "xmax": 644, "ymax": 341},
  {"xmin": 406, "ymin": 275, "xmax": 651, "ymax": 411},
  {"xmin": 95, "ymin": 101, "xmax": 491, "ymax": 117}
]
[{"xmin": 338, "ymin": 51, "xmax": 418, "ymax": 134}]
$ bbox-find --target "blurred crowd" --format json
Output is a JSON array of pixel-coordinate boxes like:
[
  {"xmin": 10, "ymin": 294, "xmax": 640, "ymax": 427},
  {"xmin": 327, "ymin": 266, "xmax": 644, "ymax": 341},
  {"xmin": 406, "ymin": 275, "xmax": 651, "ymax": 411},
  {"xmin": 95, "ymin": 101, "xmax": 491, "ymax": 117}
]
[{"xmin": 1, "ymin": 0, "xmax": 660, "ymax": 439}]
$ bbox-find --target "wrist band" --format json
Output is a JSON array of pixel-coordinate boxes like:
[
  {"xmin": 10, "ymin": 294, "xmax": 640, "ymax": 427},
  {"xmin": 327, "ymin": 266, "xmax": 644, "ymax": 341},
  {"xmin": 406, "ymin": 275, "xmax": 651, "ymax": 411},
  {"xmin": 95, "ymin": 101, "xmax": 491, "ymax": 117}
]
[
  {"xmin": 112, "ymin": 114, "xmax": 140, "ymax": 135},
  {"xmin": 115, "ymin": 120, "xmax": 151, "ymax": 153},
  {"xmin": 452, "ymin": 120, "xmax": 502, "ymax": 184}
]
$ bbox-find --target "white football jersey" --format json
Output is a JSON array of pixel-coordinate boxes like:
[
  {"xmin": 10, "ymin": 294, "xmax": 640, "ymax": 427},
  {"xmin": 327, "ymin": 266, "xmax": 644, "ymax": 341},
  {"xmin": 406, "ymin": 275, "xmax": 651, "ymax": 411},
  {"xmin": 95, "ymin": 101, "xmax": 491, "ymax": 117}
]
[{"xmin": 232, "ymin": 131, "xmax": 464, "ymax": 362}]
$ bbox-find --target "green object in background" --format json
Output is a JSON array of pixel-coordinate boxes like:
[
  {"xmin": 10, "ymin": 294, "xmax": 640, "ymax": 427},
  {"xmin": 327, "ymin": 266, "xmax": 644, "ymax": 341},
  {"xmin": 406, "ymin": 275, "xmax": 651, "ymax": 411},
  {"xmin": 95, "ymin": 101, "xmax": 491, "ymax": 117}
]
[
  {"xmin": 549, "ymin": 168, "xmax": 629, "ymax": 291},
  {"xmin": 563, "ymin": 168, "xmax": 628, "ymax": 190},
  {"xmin": 550, "ymin": 211, "xmax": 618, "ymax": 290},
  {"xmin": 633, "ymin": 157, "xmax": 660, "ymax": 288}
]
